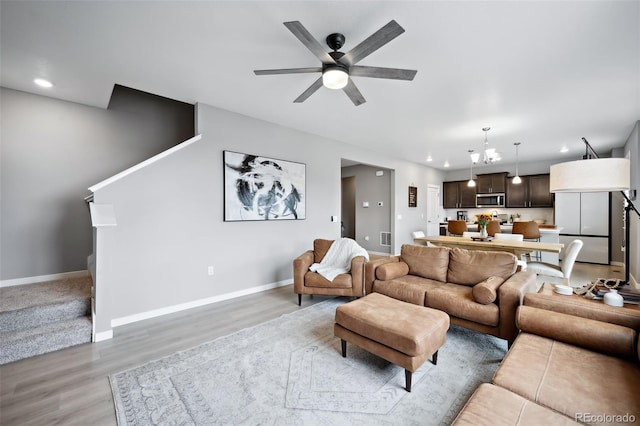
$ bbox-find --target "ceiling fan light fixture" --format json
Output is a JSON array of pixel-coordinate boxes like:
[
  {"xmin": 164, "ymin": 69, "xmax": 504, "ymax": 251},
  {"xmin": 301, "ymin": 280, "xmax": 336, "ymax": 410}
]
[{"xmin": 322, "ymin": 67, "xmax": 349, "ymax": 90}]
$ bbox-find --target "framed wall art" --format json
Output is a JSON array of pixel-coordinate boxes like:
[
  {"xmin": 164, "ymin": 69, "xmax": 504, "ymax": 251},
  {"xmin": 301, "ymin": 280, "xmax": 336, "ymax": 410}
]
[
  {"xmin": 223, "ymin": 151, "xmax": 306, "ymax": 221},
  {"xmin": 408, "ymin": 186, "xmax": 417, "ymax": 207}
]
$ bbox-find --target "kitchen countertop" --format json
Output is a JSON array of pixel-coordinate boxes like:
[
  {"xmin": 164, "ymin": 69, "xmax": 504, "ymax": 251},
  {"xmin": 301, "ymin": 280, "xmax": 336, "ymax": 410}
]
[
  {"xmin": 439, "ymin": 222, "xmax": 562, "ymax": 234},
  {"xmin": 460, "ymin": 223, "xmax": 563, "ymax": 234}
]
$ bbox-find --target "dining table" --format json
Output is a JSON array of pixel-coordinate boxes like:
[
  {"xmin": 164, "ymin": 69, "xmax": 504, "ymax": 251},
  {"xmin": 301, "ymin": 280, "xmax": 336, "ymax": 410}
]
[{"xmin": 413, "ymin": 235, "xmax": 564, "ymax": 259}]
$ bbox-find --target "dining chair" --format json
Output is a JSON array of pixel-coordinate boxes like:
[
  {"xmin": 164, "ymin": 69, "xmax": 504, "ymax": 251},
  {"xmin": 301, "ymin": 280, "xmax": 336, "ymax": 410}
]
[
  {"xmin": 493, "ymin": 233, "xmax": 524, "ymax": 241},
  {"xmin": 512, "ymin": 221, "xmax": 541, "ymax": 261},
  {"xmin": 447, "ymin": 220, "xmax": 467, "ymax": 236},
  {"xmin": 494, "ymin": 233, "xmax": 527, "ymax": 270},
  {"xmin": 478, "ymin": 220, "xmax": 501, "ymax": 237},
  {"xmin": 526, "ymin": 239, "xmax": 583, "ymax": 286}
]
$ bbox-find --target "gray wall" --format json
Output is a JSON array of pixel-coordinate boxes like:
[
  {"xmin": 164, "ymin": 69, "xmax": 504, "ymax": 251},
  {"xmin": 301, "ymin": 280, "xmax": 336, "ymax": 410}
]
[
  {"xmin": 624, "ymin": 121, "xmax": 639, "ymax": 284},
  {"xmin": 91, "ymin": 103, "xmax": 445, "ymax": 334},
  {"xmin": 0, "ymin": 87, "xmax": 194, "ymax": 280},
  {"xmin": 341, "ymin": 165, "xmax": 391, "ymax": 254}
]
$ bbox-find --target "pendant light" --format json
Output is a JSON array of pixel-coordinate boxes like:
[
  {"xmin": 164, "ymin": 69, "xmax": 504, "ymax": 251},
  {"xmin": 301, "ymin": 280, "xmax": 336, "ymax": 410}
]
[
  {"xmin": 467, "ymin": 150, "xmax": 476, "ymax": 187},
  {"xmin": 512, "ymin": 142, "xmax": 522, "ymax": 184},
  {"xmin": 481, "ymin": 127, "xmax": 501, "ymax": 164}
]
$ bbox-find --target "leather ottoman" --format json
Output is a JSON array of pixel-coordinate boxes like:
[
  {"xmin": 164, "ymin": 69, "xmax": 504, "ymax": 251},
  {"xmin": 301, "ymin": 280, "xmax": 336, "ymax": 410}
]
[{"xmin": 334, "ymin": 292, "xmax": 450, "ymax": 391}]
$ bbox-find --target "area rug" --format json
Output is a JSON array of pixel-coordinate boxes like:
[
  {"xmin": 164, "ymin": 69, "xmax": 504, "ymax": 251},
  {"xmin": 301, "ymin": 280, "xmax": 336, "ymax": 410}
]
[{"xmin": 110, "ymin": 298, "xmax": 507, "ymax": 425}]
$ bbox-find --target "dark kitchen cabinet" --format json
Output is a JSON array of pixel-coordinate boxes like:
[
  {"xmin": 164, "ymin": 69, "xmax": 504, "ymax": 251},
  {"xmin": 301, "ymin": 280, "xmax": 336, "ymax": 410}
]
[
  {"xmin": 476, "ymin": 173, "xmax": 507, "ymax": 194},
  {"xmin": 443, "ymin": 181, "xmax": 476, "ymax": 208},
  {"xmin": 506, "ymin": 174, "xmax": 553, "ymax": 208}
]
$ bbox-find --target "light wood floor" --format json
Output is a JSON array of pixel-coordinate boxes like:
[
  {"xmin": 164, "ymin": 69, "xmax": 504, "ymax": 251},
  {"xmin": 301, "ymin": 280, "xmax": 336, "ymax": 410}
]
[{"xmin": 0, "ymin": 262, "xmax": 625, "ymax": 425}]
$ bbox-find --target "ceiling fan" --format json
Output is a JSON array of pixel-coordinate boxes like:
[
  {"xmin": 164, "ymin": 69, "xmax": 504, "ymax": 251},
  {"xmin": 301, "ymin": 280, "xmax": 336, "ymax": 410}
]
[{"xmin": 254, "ymin": 20, "xmax": 417, "ymax": 106}]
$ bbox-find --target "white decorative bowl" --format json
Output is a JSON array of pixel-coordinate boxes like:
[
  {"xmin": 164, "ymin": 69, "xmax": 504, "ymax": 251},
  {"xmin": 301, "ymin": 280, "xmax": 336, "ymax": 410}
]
[{"xmin": 553, "ymin": 284, "xmax": 573, "ymax": 295}]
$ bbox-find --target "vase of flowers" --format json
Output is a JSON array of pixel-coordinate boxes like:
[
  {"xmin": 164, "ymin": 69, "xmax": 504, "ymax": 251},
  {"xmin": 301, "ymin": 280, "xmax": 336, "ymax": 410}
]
[{"xmin": 476, "ymin": 213, "xmax": 492, "ymax": 238}]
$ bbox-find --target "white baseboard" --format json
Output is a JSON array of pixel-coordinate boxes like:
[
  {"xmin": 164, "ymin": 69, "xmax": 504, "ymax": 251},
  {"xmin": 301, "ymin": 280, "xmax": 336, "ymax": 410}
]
[
  {"xmin": 94, "ymin": 329, "xmax": 113, "ymax": 342},
  {"xmin": 109, "ymin": 279, "xmax": 292, "ymax": 329},
  {"xmin": 0, "ymin": 270, "xmax": 89, "ymax": 288}
]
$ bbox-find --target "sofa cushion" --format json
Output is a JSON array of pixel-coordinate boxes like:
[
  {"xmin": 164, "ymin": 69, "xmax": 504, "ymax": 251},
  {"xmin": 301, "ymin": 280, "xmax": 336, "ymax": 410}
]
[
  {"xmin": 373, "ymin": 275, "xmax": 444, "ymax": 306},
  {"xmin": 426, "ymin": 284, "xmax": 499, "ymax": 327},
  {"xmin": 313, "ymin": 239, "xmax": 334, "ymax": 263},
  {"xmin": 376, "ymin": 261, "xmax": 410, "ymax": 281},
  {"xmin": 447, "ymin": 248, "xmax": 517, "ymax": 286},
  {"xmin": 400, "ymin": 244, "xmax": 450, "ymax": 282},
  {"xmin": 304, "ymin": 271, "xmax": 352, "ymax": 288},
  {"xmin": 493, "ymin": 333, "xmax": 640, "ymax": 422},
  {"xmin": 452, "ymin": 383, "xmax": 580, "ymax": 426},
  {"xmin": 472, "ymin": 276, "xmax": 505, "ymax": 304}
]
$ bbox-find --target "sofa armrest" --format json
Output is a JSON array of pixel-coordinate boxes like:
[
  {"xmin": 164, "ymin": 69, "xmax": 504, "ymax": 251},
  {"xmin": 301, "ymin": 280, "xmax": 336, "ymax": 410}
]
[
  {"xmin": 497, "ymin": 270, "xmax": 537, "ymax": 344},
  {"xmin": 364, "ymin": 256, "xmax": 400, "ymax": 294},
  {"xmin": 350, "ymin": 256, "xmax": 367, "ymax": 297},
  {"xmin": 516, "ymin": 305, "xmax": 638, "ymax": 359},
  {"xmin": 524, "ymin": 292, "xmax": 640, "ymax": 331},
  {"xmin": 293, "ymin": 250, "xmax": 314, "ymax": 293}
]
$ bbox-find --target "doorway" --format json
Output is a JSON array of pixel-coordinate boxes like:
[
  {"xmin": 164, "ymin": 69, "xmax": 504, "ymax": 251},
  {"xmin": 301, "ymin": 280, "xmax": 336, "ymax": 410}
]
[
  {"xmin": 427, "ymin": 184, "xmax": 441, "ymax": 236},
  {"xmin": 341, "ymin": 162, "xmax": 392, "ymax": 254},
  {"xmin": 341, "ymin": 176, "xmax": 356, "ymax": 238}
]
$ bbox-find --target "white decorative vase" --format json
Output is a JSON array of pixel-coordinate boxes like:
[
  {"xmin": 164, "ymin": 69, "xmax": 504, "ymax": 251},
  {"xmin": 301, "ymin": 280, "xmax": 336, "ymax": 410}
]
[
  {"xmin": 479, "ymin": 224, "xmax": 488, "ymax": 238},
  {"xmin": 603, "ymin": 289, "xmax": 624, "ymax": 307}
]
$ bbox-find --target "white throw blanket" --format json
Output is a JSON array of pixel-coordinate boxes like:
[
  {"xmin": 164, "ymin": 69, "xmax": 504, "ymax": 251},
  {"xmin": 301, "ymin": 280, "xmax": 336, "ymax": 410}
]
[{"xmin": 309, "ymin": 238, "xmax": 369, "ymax": 281}]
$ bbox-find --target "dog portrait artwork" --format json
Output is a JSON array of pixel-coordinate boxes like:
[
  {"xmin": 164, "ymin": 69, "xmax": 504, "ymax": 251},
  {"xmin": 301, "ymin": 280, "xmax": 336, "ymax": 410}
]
[{"xmin": 224, "ymin": 151, "xmax": 306, "ymax": 221}]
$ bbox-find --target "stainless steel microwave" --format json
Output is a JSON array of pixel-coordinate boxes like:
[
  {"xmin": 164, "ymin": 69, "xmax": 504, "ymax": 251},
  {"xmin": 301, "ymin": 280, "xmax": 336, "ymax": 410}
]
[{"xmin": 476, "ymin": 193, "xmax": 505, "ymax": 208}]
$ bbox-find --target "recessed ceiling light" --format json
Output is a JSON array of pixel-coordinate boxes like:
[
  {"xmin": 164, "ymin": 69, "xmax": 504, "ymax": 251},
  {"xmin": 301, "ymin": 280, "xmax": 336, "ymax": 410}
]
[
  {"xmin": 34, "ymin": 78, "xmax": 53, "ymax": 88},
  {"xmin": 443, "ymin": 161, "xmax": 450, "ymax": 168},
  {"xmin": 426, "ymin": 156, "xmax": 433, "ymax": 162},
  {"xmin": 560, "ymin": 146, "xmax": 569, "ymax": 153}
]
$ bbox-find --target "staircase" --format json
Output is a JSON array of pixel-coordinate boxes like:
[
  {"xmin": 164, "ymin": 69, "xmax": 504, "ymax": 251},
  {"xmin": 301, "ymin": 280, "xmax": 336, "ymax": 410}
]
[{"xmin": 0, "ymin": 276, "xmax": 92, "ymax": 365}]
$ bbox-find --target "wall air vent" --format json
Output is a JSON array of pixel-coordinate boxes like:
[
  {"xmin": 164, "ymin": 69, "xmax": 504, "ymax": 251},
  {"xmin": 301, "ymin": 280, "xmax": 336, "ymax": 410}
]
[{"xmin": 380, "ymin": 232, "xmax": 391, "ymax": 247}]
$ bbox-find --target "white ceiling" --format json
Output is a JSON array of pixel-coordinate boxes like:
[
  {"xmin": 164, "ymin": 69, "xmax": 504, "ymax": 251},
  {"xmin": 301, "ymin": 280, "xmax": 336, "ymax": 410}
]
[{"xmin": 1, "ymin": 1, "xmax": 639, "ymax": 171}]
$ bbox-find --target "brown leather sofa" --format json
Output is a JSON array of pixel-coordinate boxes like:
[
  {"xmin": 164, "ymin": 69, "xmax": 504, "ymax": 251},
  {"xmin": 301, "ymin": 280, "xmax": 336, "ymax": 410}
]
[
  {"xmin": 365, "ymin": 244, "xmax": 537, "ymax": 344},
  {"xmin": 453, "ymin": 292, "xmax": 640, "ymax": 425},
  {"xmin": 293, "ymin": 239, "xmax": 366, "ymax": 306}
]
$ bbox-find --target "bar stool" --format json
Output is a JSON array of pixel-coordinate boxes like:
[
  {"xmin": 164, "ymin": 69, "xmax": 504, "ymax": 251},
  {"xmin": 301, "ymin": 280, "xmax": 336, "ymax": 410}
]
[
  {"xmin": 478, "ymin": 220, "xmax": 501, "ymax": 237},
  {"xmin": 447, "ymin": 220, "xmax": 467, "ymax": 236},
  {"xmin": 512, "ymin": 221, "xmax": 541, "ymax": 261}
]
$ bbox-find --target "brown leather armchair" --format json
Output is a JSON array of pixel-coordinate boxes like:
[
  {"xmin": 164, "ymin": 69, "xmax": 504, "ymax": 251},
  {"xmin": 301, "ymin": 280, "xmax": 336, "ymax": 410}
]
[{"xmin": 293, "ymin": 239, "xmax": 366, "ymax": 306}]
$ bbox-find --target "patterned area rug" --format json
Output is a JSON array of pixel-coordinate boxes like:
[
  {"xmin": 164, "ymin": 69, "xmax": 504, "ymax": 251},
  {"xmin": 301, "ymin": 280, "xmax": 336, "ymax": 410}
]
[{"xmin": 110, "ymin": 299, "xmax": 507, "ymax": 425}]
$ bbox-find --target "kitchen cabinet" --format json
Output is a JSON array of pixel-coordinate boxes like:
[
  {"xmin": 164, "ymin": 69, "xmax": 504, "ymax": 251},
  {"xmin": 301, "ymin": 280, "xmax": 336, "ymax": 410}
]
[
  {"xmin": 476, "ymin": 173, "xmax": 507, "ymax": 194},
  {"xmin": 506, "ymin": 174, "xmax": 553, "ymax": 208},
  {"xmin": 443, "ymin": 181, "xmax": 476, "ymax": 208}
]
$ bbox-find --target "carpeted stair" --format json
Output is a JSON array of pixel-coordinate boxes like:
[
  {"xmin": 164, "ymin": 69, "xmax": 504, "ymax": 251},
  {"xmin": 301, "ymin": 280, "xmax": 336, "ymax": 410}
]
[{"xmin": 0, "ymin": 276, "xmax": 93, "ymax": 365}]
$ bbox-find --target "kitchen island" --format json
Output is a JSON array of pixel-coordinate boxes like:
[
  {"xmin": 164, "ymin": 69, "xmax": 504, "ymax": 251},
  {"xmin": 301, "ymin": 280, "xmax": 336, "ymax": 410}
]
[{"xmin": 464, "ymin": 223, "xmax": 563, "ymax": 264}]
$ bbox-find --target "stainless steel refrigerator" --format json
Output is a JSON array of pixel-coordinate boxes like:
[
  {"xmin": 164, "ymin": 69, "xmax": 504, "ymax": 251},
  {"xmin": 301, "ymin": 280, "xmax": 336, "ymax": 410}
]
[{"xmin": 554, "ymin": 192, "xmax": 610, "ymax": 264}]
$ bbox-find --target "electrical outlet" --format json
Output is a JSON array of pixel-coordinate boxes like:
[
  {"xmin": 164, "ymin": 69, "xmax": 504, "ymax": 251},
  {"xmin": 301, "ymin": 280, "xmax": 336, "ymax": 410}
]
[{"xmin": 208, "ymin": 266, "xmax": 215, "ymax": 276}]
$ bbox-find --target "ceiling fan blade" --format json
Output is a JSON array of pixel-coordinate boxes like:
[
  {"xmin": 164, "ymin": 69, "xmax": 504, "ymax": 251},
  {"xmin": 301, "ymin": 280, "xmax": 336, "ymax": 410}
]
[
  {"xmin": 340, "ymin": 20, "xmax": 405, "ymax": 66},
  {"xmin": 293, "ymin": 77, "xmax": 324, "ymax": 103},
  {"xmin": 283, "ymin": 21, "xmax": 335, "ymax": 64},
  {"xmin": 254, "ymin": 67, "xmax": 322, "ymax": 75},
  {"xmin": 342, "ymin": 79, "xmax": 366, "ymax": 106},
  {"xmin": 350, "ymin": 66, "xmax": 417, "ymax": 81}
]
